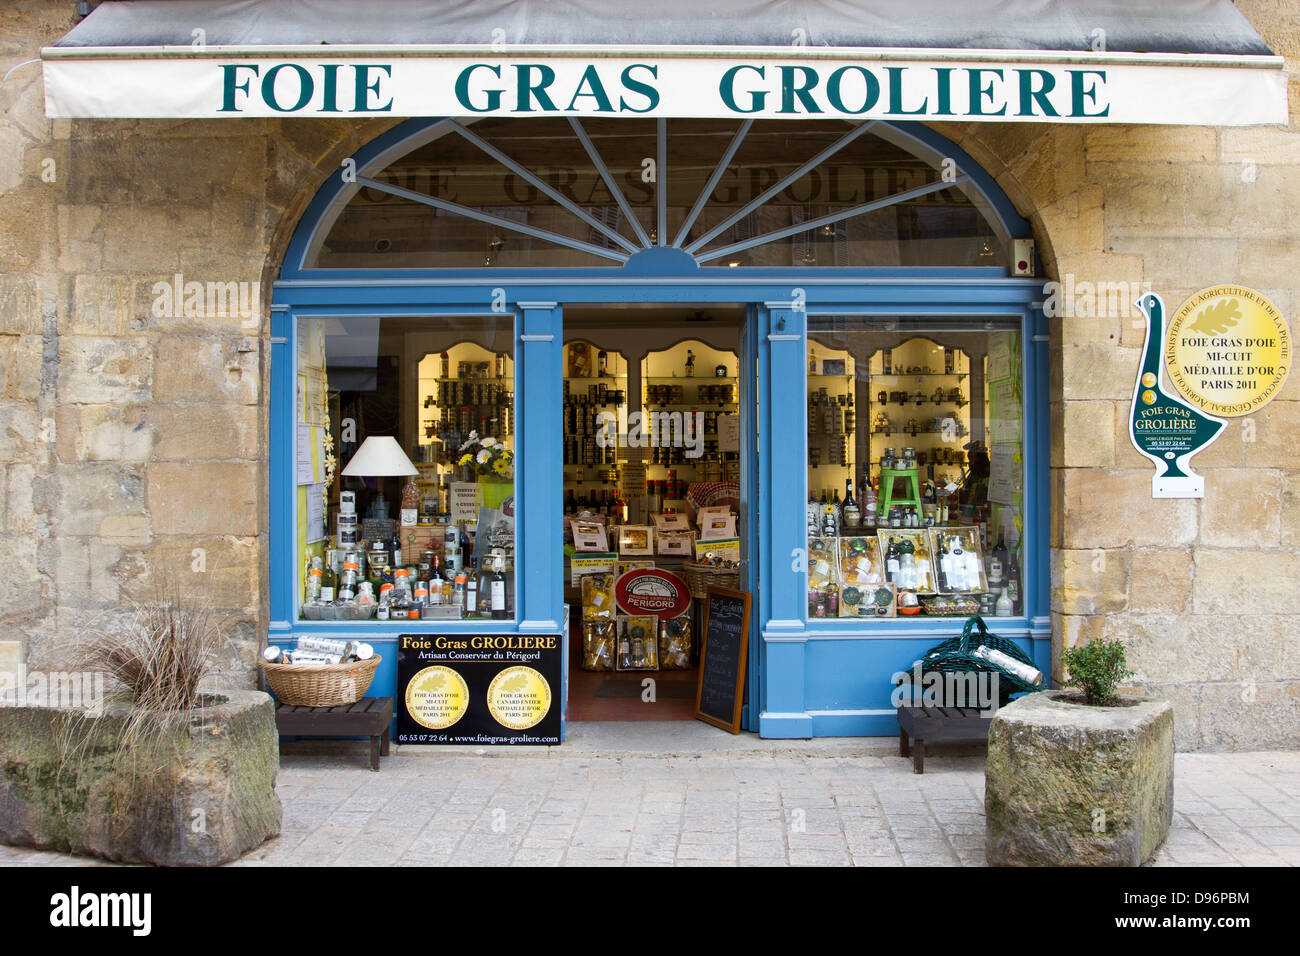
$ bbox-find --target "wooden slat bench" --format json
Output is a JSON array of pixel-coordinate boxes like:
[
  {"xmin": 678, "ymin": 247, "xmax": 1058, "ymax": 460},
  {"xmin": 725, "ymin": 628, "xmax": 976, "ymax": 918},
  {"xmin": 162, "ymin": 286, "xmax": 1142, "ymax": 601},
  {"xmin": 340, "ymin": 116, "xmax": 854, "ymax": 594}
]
[
  {"xmin": 274, "ymin": 697, "xmax": 394, "ymax": 772},
  {"xmin": 897, "ymin": 705, "xmax": 994, "ymax": 774}
]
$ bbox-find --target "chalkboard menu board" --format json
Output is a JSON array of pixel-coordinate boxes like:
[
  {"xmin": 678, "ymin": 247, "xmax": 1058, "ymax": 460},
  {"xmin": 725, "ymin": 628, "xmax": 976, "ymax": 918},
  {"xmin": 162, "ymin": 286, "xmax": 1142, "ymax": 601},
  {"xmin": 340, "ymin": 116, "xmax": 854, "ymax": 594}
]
[{"xmin": 695, "ymin": 587, "xmax": 751, "ymax": 734}]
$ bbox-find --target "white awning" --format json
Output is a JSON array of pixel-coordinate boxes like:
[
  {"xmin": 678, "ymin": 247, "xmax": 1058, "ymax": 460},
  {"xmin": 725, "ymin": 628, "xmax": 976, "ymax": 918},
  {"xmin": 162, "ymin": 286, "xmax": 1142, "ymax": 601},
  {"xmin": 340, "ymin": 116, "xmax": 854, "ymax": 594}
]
[{"xmin": 42, "ymin": 0, "xmax": 1289, "ymax": 125}]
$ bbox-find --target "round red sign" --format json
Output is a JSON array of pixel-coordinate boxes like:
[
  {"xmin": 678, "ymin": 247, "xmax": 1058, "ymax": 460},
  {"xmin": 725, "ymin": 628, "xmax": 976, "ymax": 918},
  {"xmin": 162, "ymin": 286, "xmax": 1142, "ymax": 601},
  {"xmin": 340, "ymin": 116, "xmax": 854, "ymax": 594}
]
[{"xmin": 615, "ymin": 568, "xmax": 691, "ymax": 619}]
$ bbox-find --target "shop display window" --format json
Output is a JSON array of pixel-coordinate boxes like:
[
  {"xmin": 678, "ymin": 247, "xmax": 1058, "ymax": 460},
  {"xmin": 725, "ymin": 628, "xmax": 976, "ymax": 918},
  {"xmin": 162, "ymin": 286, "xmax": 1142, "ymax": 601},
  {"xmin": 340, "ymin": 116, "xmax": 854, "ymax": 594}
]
[
  {"xmin": 805, "ymin": 318, "xmax": 1024, "ymax": 621},
  {"xmin": 295, "ymin": 315, "xmax": 516, "ymax": 623}
]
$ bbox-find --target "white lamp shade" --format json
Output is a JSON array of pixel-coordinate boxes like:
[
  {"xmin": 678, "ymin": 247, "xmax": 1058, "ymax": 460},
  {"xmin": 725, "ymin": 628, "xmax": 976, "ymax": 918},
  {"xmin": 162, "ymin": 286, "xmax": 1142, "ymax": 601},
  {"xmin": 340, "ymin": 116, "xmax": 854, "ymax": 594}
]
[{"xmin": 340, "ymin": 436, "xmax": 418, "ymax": 477}]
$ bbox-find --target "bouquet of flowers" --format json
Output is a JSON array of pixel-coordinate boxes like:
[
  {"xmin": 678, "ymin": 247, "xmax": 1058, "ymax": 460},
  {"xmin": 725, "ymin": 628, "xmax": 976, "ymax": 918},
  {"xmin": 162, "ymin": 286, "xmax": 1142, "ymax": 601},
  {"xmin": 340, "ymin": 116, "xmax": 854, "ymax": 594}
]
[{"xmin": 457, "ymin": 431, "xmax": 514, "ymax": 479}]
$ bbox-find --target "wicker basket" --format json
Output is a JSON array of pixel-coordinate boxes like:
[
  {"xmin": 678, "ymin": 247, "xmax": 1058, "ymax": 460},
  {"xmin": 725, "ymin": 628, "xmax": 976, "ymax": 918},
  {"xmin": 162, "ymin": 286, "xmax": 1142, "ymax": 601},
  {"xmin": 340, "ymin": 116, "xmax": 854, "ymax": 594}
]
[
  {"xmin": 259, "ymin": 654, "xmax": 381, "ymax": 707},
  {"xmin": 680, "ymin": 561, "xmax": 741, "ymax": 599},
  {"xmin": 918, "ymin": 594, "xmax": 982, "ymax": 617}
]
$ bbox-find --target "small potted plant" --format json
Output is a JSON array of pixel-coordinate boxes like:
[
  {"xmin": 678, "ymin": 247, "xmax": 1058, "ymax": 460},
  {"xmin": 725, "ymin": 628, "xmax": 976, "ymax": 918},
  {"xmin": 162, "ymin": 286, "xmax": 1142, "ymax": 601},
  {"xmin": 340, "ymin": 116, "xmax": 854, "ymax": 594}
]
[{"xmin": 985, "ymin": 638, "xmax": 1174, "ymax": 866}]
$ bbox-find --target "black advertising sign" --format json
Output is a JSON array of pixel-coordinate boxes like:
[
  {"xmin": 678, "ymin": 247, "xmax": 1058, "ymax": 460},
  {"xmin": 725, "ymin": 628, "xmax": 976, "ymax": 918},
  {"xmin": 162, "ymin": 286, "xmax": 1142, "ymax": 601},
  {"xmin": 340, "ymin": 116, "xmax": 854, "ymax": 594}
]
[
  {"xmin": 396, "ymin": 634, "xmax": 562, "ymax": 745},
  {"xmin": 695, "ymin": 587, "xmax": 751, "ymax": 734}
]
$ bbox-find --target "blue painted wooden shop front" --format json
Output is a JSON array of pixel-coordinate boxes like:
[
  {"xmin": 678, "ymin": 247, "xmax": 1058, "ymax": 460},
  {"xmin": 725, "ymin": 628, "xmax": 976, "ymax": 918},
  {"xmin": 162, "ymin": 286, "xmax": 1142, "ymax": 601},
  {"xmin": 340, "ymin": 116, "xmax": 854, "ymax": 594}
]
[{"xmin": 270, "ymin": 117, "xmax": 1050, "ymax": 738}]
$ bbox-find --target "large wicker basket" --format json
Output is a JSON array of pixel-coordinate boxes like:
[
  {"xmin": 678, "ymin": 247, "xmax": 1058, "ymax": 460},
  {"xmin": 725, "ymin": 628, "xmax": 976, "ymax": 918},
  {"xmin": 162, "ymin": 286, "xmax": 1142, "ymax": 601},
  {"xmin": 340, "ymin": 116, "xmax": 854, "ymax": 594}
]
[
  {"xmin": 681, "ymin": 561, "xmax": 741, "ymax": 599},
  {"xmin": 259, "ymin": 654, "xmax": 381, "ymax": 707}
]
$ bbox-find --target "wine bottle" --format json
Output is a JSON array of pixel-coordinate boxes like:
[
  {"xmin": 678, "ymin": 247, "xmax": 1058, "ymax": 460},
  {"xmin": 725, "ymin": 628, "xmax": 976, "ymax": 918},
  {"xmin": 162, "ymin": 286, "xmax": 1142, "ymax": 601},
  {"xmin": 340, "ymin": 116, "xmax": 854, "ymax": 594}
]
[
  {"xmin": 490, "ymin": 553, "xmax": 508, "ymax": 620},
  {"xmin": 989, "ymin": 532, "xmax": 1008, "ymax": 590},
  {"xmin": 885, "ymin": 537, "xmax": 900, "ymax": 583},
  {"xmin": 465, "ymin": 558, "xmax": 479, "ymax": 616},
  {"xmin": 841, "ymin": 478, "xmax": 859, "ymax": 529},
  {"xmin": 1006, "ymin": 545, "xmax": 1022, "ymax": 615},
  {"xmin": 319, "ymin": 552, "xmax": 338, "ymax": 602},
  {"xmin": 936, "ymin": 534, "xmax": 951, "ymax": 592}
]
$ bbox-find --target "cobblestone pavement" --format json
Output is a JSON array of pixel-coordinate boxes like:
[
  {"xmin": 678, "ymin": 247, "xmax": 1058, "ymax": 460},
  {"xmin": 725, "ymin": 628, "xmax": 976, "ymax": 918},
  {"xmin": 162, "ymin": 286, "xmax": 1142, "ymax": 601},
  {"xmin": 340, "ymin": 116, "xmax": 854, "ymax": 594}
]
[{"xmin": 2, "ymin": 726, "xmax": 1297, "ymax": 867}]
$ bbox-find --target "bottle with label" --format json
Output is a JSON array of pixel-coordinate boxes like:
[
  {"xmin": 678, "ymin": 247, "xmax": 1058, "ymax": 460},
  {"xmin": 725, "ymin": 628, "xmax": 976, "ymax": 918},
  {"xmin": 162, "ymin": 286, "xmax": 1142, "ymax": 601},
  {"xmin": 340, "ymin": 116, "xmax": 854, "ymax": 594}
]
[
  {"xmin": 841, "ymin": 478, "xmax": 859, "ymax": 529},
  {"xmin": 465, "ymin": 559, "xmax": 479, "ymax": 616},
  {"xmin": 944, "ymin": 534, "xmax": 964, "ymax": 591},
  {"xmin": 490, "ymin": 553, "xmax": 509, "ymax": 620},
  {"xmin": 389, "ymin": 529, "xmax": 403, "ymax": 569},
  {"xmin": 320, "ymin": 552, "xmax": 338, "ymax": 603},
  {"xmin": 935, "ymin": 534, "xmax": 951, "ymax": 592},
  {"xmin": 1006, "ymin": 545, "xmax": 1022, "ymax": 615},
  {"xmin": 618, "ymin": 625, "xmax": 632, "ymax": 670},
  {"xmin": 897, "ymin": 538, "xmax": 917, "ymax": 590},
  {"xmin": 808, "ymin": 348, "xmax": 817, "ymax": 375},
  {"xmin": 863, "ymin": 477, "xmax": 877, "ymax": 530},
  {"xmin": 988, "ymin": 532, "xmax": 1008, "ymax": 590},
  {"xmin": 885, "ymin": 537, "xmax": 900, "ymax": 583}
]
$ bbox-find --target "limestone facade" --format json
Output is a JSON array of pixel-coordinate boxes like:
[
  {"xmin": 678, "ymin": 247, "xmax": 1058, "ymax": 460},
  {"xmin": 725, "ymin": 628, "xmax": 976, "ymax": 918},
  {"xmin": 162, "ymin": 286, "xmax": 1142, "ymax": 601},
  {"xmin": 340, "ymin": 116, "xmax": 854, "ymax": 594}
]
[{"xmin": 1, "ymin": 0, "xmax": 1296, "ymax": 748}]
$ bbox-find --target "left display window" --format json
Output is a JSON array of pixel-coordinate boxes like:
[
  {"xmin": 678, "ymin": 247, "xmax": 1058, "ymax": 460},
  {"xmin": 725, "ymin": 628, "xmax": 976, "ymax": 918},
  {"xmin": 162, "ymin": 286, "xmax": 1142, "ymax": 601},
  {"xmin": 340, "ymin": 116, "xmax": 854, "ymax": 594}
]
[{"xmin": 295, "ymin": 315, "xmax": 516, "ymax": 624}]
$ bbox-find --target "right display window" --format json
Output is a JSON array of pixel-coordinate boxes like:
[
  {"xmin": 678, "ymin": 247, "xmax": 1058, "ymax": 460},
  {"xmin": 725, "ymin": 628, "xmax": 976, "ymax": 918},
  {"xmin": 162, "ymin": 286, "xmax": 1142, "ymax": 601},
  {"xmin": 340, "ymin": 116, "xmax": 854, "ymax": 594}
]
[{"xmin": 805, "ymin": 318, "xmax": 1024, "ymax": 621}]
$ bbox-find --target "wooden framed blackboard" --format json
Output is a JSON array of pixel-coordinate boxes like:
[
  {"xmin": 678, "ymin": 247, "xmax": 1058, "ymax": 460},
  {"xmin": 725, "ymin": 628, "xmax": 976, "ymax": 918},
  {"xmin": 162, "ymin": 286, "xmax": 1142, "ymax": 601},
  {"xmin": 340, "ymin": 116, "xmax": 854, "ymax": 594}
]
[{"xmin": 695, "ymin": 586, "xmax": 751, "ymax": 734}]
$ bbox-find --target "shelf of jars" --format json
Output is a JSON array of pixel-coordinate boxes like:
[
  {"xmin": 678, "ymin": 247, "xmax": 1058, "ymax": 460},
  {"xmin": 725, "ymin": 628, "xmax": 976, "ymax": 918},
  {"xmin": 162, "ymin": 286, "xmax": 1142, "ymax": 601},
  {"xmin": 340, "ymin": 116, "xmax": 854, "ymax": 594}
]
[
  {"xmin": 806, "ymin": 346, "xmax": 856, "ymax": 503},
  {"xmin": 416, "ymin": 348, "xmax": 515, "ymax": 468}
]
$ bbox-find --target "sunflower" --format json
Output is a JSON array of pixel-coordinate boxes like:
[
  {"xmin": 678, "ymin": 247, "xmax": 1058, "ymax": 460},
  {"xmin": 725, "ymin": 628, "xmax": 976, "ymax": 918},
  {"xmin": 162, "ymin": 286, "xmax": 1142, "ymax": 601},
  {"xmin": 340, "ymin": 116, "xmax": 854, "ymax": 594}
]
[{"xmin": 492, "ymin": 457, "xmax": 510, "ymax": 476}]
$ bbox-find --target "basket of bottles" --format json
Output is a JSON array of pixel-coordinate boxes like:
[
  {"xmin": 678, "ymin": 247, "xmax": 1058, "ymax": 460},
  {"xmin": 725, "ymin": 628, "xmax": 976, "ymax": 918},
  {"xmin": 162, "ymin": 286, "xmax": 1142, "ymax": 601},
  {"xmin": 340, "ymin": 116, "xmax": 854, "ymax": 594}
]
[{"xmin": 259, "ymin": 639, "xmax": 381, "ymax": 707}]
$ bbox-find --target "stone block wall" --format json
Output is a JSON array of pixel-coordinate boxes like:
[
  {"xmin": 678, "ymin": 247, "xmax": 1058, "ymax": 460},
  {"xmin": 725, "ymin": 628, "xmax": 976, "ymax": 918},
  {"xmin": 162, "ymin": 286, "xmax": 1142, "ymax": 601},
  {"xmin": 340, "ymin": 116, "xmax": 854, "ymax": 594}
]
[
  {"xmin": 0, "ymin": 1, "xmax": 392, "ymax": 686},
  {"xmin": 943, "ymin": 0, "xmax": 1300, "ymax": 749},
  {"xmin": 1, "ymin": 0, "xmax": 1296, "ymax": 747}
]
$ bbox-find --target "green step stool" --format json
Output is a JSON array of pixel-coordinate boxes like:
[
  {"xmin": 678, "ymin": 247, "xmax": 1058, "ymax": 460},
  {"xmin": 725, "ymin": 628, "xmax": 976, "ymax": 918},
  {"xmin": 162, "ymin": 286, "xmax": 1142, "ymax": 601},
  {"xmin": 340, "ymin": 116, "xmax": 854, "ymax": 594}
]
[{"xmin": 878, "ymin": 467, "xmax": 923, "ymax": 519}]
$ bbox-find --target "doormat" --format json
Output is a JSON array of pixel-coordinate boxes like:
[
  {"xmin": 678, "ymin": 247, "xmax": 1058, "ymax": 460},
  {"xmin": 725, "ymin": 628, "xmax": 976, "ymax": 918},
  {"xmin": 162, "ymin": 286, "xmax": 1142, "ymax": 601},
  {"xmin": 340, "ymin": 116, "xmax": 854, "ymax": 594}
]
[{"xmin": 594, "ymin": 679, "xmax": 697, "ymax": 700}]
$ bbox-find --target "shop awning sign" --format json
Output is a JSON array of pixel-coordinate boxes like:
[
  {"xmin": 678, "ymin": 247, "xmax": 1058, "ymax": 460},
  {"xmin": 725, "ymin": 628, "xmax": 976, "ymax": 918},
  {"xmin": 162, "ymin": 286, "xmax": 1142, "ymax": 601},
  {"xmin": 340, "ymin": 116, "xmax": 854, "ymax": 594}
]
[{"xmin": 42, "ymin": 51, "xmax": 1288, "ymax": 125}]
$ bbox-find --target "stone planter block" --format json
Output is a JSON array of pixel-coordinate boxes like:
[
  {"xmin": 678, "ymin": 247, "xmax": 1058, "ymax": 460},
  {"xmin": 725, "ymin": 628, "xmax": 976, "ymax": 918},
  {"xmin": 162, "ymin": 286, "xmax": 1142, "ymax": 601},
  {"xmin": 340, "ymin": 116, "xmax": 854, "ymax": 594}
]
[
  {"xmin": 0, "ymin": 690, "xmax": 281, "ymax": 866},
  {"xmin": 985, "ymin": 691, "xmax": 1174, "ymax": 866}
]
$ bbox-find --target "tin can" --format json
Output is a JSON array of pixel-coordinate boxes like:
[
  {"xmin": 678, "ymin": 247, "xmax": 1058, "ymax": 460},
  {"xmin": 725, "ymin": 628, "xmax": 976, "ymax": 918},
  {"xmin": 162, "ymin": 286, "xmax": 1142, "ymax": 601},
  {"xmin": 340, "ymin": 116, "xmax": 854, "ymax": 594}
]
[{"xmin": 338, "ymin": 513, "xmax": 358, "ymax": 545}]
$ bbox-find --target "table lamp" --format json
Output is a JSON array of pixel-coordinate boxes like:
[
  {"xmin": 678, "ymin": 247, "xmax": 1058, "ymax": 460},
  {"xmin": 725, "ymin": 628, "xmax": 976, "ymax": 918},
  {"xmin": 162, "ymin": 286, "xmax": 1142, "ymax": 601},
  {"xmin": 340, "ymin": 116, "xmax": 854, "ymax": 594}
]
[{"xmin": 340, "ymin": 436, "xmax": 419, "ymax": 526}]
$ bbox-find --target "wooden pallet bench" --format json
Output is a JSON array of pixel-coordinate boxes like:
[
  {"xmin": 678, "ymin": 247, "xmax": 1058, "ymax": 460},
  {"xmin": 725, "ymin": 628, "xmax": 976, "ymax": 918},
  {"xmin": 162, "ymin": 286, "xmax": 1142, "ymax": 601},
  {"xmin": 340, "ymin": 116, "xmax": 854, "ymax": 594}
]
[
  {"xmin": 274, "ymin": 697, "xmax": 394, "ymax": 772},
  {"xmin": 897, "ymin": 704, "xmax": 994, "ymax": 774}
]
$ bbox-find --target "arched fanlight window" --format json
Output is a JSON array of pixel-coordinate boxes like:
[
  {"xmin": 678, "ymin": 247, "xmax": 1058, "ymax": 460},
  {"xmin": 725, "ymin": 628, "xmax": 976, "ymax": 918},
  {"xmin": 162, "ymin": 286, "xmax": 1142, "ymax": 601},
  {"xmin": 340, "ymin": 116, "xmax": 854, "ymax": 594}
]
[{"xmin": 303, "ymin": 117, "xmax": 1011, "ymax": 271}]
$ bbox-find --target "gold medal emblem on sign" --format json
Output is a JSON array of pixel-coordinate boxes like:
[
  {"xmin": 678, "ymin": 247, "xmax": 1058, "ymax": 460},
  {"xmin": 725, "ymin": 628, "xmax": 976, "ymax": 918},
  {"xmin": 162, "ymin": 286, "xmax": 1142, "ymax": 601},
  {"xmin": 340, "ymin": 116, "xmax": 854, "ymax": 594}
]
[
  {"xmin": 486, "ymin": 665, "xmax": 551, "ymax": 730},
  {"xmin": 1166, "ymin": 285, "xmax": 1290, "ymax": 417},
  {"xmin": 405, "ymin": 665, "xmax": 469, "ymax": 730}
]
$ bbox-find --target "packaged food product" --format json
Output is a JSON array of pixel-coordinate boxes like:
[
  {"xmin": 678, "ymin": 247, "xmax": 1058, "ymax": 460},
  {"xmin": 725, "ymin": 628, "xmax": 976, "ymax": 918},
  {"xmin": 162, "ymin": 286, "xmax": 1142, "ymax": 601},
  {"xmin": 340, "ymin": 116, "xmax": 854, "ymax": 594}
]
[
  {"xmin": 658, "ymin": 614, "xmax": 693, "ymax": 669},
  {"xmin": 581, "ymin": 572, "xmax": 616, "ymax": 619},
  {"xmin": 616, "ymin": 615, "xmax": 659, "ymax": 670},
  {"xmin": 582, "ymin": 620, "xmax": 616, "ymax": 671}
]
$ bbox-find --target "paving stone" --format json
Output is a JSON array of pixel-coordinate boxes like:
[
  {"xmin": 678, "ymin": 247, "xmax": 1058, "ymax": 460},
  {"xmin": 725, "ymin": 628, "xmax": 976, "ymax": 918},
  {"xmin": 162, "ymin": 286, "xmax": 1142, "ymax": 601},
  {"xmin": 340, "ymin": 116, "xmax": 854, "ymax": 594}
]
[{"xmin": 4, "ymin": 744, "xmax": 1297, "ymax": 868}]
